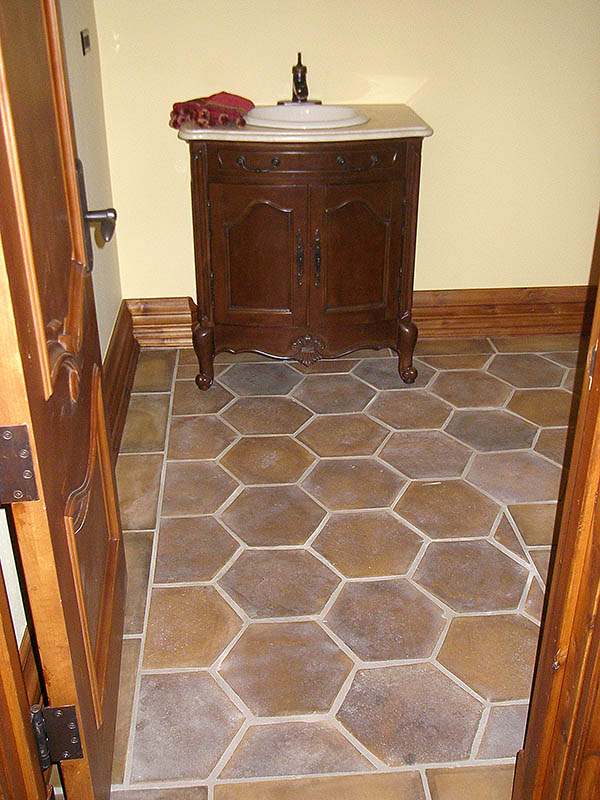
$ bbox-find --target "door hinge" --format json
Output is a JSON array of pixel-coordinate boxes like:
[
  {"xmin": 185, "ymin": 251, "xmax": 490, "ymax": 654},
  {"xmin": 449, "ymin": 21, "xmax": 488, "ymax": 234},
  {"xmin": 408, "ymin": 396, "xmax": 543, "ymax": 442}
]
[
  {"xmin": 31, "ymin": 705, "xmax": 83, "ymax": 770},
  {"xmin": 0, "ymin": 425, "xmax": 39, "ymax": 503}
]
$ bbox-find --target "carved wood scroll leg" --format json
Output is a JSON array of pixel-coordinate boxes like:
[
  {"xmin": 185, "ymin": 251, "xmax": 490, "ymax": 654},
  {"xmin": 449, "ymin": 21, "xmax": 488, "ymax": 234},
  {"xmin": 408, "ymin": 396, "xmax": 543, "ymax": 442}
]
[
  {"xmin": 397, "ymin": 317, "xmax": 418, "ymax": 384},
  {"xmin": 192, "ymin": 325, "xmax": 215, "ymax": 390}
]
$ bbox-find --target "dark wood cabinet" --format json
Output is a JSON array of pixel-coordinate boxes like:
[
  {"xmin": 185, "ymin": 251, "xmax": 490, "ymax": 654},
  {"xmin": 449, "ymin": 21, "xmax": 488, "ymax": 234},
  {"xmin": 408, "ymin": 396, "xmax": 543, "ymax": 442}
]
[{"xmin": 187, "ymin": 137, "xmax": 426, "ymax": 389}]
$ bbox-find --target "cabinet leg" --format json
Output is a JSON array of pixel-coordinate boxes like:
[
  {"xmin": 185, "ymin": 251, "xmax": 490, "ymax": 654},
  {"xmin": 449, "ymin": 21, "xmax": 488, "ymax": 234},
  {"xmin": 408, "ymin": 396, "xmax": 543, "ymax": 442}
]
[
  {"xmin": 192, "ymin": 325, "xmax": 215, "ymax": 390},
  {"xmin": 397, "ymin": 318, "xmax": 418, "ymax": 384}
]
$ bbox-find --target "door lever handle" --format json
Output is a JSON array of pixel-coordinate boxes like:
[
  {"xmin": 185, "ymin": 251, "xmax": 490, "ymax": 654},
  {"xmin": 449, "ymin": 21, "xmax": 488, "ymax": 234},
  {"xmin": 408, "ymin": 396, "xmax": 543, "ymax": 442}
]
[
  {"xmin": 75, "ymin": 158, "xmax": 117, "ymax": 272},
  {"xmin": 84, "ymin": 208, "xmax": 117, "ymax": 243}
]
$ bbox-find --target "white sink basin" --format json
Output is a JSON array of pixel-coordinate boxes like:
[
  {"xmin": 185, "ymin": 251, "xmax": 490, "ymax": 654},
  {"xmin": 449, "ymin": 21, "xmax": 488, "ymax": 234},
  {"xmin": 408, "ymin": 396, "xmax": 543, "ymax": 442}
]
[{"xmin": 245, "ymin": 104, "xmax": 368, "ymax": 129}]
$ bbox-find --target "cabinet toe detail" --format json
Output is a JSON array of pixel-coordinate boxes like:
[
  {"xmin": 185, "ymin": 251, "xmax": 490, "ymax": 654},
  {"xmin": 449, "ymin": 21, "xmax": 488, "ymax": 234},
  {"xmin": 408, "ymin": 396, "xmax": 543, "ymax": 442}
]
[{"xmin": 291, "ymin": 334, "xmax": 326, "ymax": 366}]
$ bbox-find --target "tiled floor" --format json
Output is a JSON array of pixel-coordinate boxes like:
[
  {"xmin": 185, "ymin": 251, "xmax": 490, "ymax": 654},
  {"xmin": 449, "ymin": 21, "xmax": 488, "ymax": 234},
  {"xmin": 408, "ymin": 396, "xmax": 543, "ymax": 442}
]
[{"xmin": 110, "ymin": 334, "xmax": 583, "ymax": 800}]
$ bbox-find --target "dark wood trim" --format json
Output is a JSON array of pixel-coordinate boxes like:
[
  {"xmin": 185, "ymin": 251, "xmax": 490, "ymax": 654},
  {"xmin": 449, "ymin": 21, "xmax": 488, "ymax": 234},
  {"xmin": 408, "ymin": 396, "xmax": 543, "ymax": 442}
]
[
  {"xmin": 102, "ymin": 301, "xmax": 139, "ymax": 461},
  {"xmin": 124, "ymin": 286, "xmax": 593, "ymax": 349}
]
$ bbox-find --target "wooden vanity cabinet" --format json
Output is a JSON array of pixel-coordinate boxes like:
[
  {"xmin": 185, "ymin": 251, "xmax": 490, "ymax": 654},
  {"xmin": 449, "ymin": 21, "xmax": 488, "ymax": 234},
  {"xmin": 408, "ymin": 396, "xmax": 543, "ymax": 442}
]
[{"xmin": 188, "ymin": 138, "xmax": 424, "ymax": 389}]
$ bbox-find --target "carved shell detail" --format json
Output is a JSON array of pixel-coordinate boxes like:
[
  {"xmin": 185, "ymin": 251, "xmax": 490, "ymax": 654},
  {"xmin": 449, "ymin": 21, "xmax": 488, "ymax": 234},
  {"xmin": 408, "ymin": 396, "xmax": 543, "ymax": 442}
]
[{"xmin": 291, "ymin": 334, "xmax": 326, "ymax": 366}]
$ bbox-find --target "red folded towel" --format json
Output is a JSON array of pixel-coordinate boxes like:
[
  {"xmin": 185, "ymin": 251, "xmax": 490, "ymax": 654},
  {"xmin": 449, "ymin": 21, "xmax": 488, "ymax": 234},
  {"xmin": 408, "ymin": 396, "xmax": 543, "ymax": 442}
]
[{"xmin": 169, "ymin": 92, "xmax": 255, "ymax": 129}]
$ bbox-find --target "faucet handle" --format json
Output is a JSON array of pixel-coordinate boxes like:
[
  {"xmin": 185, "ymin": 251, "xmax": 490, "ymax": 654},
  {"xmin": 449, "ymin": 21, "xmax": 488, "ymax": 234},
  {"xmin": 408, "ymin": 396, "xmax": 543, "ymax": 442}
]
[{"xmin": 292, "ymin": 52, "xmax": 308, "ymax": 102}]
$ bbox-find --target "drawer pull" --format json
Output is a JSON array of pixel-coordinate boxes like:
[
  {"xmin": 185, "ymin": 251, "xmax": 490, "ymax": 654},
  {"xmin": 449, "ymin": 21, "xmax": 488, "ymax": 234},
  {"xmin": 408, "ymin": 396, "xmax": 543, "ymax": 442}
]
[
  {"xmin": 296, "ymin": 229, "xmax": 304, "ymax": 286},
  {"xmin": 314, "ymin": 228, "xmax": 321, "ymax": 287},
  {"xmin": 336, "ymin": 153, "xmax": 380, "ymax": 172},
  {"xmin": 235, "ymin": 155, "xmax": 281, "ymax": 173}
]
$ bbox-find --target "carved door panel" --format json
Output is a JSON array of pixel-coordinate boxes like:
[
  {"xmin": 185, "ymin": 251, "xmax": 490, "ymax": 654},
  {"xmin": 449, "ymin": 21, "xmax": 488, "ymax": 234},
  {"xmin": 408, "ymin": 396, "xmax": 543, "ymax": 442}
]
[
  {"xmin": 308, "ymin": 181, "xmax": 403, "ymax": 326},
  {"xmin": 210, "ymin": 184, "xmax": 309, "ymax": 328},
  {"xmin": 0, "ymin": 1, "xmax": 125, "ymax": 799}
]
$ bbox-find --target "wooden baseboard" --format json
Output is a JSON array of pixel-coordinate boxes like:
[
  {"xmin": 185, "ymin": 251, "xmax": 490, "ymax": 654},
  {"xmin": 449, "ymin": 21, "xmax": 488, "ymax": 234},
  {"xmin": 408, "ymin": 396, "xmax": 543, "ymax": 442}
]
[
  {"xmin": 124, "ymin": 286, "xmax": 594, "ymax": 348},
  {"xmin": 102, "ymin": 301, "xmax": 139, "ymax": 461}
]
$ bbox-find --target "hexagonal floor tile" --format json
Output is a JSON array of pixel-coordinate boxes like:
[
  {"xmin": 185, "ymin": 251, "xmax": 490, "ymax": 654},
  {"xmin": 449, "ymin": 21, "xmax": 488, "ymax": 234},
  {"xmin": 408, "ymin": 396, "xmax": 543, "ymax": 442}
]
[
  {"xmin": 427, "ymin": 765, "xmax": 515, "ymax": 800},
  {"xmin": 487, "ymin": 353, "xmax": 565, "ymax": 388},
  {"xmin": 220, "ymin": 486, "xmax": 326, "ymax": 545},
  {"xmin": 297, "ymin": 414, "xmax": 388, "ymax": 456},
  {"xmin": 430, "ymin": 371, "xmax": 512, "ymax": 407},
  {"xmin": 161, "ymin": 461, "xmax": 238, "ymax": 515},
  {"xmin": 477, "ymin": 704, "xmax": 528, "ymax": 759},
  {"xmin": 219, "ymin": 621, "xmax": 352, "ymax": 716},
  {"xmin": 414, "ymin": 541, "xmax": 528, "ymax": 612},
  {"xmin": 380, "ymin": 431, "xmax": 471, "ymax": 478},
  {"xmin": 302, "ymin": 459, "xmax": 405, "ymax": 510},
  {"xmin": 508, "ymin": 502, "xmax": 557, "ymax": 545},
  {"xmin": 395, "ymin": 480, "xmax": 500, "ymax": 539},
  {"xmin": 368, "ymin": 390, "xmax": 452, "ymax": 429},
  {"xmin": 291, "ymin": 374, "xmax": 376, "ymax": 413},
  {"xmin": 352, "ymin": 358, "xmax": 435, "ymax": 389},
  {"xmin": 167, "ymin": 415, "xmax": 237, "ymax": 459},
  {"xmin": 493, "ymin": 514, "xmax": 527, "ymax": 559},
  {"xmin": 143, "ymin": 586, "xmax": 242, "ymax": 669},
  {"xmin": 437, "ymin": 614, "xmax": 539, "ymax": 701},
  {"xmin": 218, "ymin": 362, "xmax": 303, "ymax": 395},
  {"xmin": 507, "ymin": 388, "xmax": 573, "ymax": 427},
  {"xmin": 337, "ymin": 664, "xmax": 483, "ymax": 765},
  {"xmin": 155, "ymin": 517, "xmax": 238, "ymax": 582},
  {"xmin": 415, "ymin": 338, "xmax": 493, "ymax": 356},
  {"xmin": 445, "ymin": 409, "xmax": 537, "ymax": 451},
  {"xmin": 220, "ymin": 436, "xmax": 315, "ymax": 484},
  {"xmin": 325, "ymin": 579, "xmax": 445, "ymax": 660},
  {"xmin": 534, "ymin": 427, "xmax": 569, "ymax": 464},
  {"xmin": 219, "ymin": 550, "xmax": 340, "ymax": 618},
  {"xmin": 172, "ymin": 380, "xmax": 234, "ymax": 415},
  {"xmin": 490, "ymin": 333, "xmax": 581, "ymax": 352},
  {"xmin": 466, "ymin": 451, "xmax": 562, "ymax": 503},
  {"xmin": 221, "ymin": 397, "xmax": 311, "ymax": 434},
  {"xmin": 312, "ymin": 511, "xmax": 422, "ymax": 577}
]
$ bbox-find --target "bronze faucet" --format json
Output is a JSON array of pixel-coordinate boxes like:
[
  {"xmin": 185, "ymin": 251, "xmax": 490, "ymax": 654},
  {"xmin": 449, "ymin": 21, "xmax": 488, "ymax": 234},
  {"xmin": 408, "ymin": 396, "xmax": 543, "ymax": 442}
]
[{"xmin": 292, "ymin": 52, "xmax": 308, "ymax": 102}]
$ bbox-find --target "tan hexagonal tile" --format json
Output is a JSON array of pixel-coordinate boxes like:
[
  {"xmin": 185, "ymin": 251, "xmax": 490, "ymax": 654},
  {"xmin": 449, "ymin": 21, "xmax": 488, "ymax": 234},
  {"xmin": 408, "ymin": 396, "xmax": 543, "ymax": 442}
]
[
  {"xmin": 490, "ymin": 333, "xmax": 581, "ymax": 352},
  {"xmin": 173, "ymin": 380, "xmax": 234, "ymax": 414},
  {"xmin": 415, "ymin": 338, "xmax": 493, "ymax": 356},
  {"xmin": 487, "ymin": 353, "xmax": 565, "ymax": 387},
  {"xmin": 297, "ymin": 414, "xmax": 388, "ymax": 456},
  {"xmin": 337, "ymin": 664, "xmax": 483, "ymax": 765},
  {"xmin": 476, "ymin": 704, "xmax": 528, "ymax": 759},
  {"xmin": 312, "ymin": 511, "xmax": 422, "ymax": 577},
  {"xmin": 466, "ymin": 452, "xmax": 562, "ymax": 503},
  {"xmin": 507, "ymin": 388, "xmax": 573, "ymax": 427},
  {"xmin": 221, "ymin": 397, "xmax": 311, "ymax": 434},
  {"xmin": 155, "ymin": 517, "xmax": 238, "ymax": 582},
  {"xmin": 220, "ymin": 486, "xmax": 326, "ymax": 545},
  {"xmin": 535, "ymin": 427, "xmax": 569, "ymax": 464},
  {"xmin": 414, "ymin": 541, "xmax": 528, "ymax": 612},
  {"xmin": 218, "ymin": 550, "xmax": 340, "ymax": 618},
  {"xmin": 445, "ymin": 409, "xmax": 537, "ymax": 451},
  {"xmin": 395, "ymin": 480, "xmax": 500, "ymax": 539},
  {"xmin": 214, "ymin": 773, "xmax": 425, "ymax": 799},
  {"xmin": 437, "ymin": 614, "xmax": 539, "ymax": 700},
  {"xmin": 368, "ymin": 390, "xmax": 452, "ymax": 429},
  {"xmin": 162, "ymin": 461, "xmax": 238, "ymax": 516},
  {"xmin": 167, "ymin": 415, "xmax": 237, "ymax": 459},
  {"xmin": 380, "ymin": 431, "xmax": 471, "ymax": 478},
  {"xmin": 120, "ymin": 394, "xmax": 170, "ymax": 453},
  {"xmin": 325, "ymin": 579, "xmax": 445, "ymax": 660},
  {"xmin": 132, "ymin": 349, "xmax": 176, "ymax": 392},
  {"xmin": 352, "ymin": 358, "xmax": 435, "ymax": 389},
  {"xmin": 219, "ymin": 621, "xmax": 352, "ymax": 716},
  {"xmin": 508, "ymin": 503, "xmax": 557, "ymax": 545},
  {"xmin": 291, "ymin": 374, "xmax": 376, "ymax": 413},
  {"xmin": 219, "ymin": 363, "xmax": 303, "ymax": 395},
  {"xmin": 430, "ymin": 371, "xmax": 512, "ymax": 407},
  {"xmin": 302, "ymin": 459, "xmax": 405, "ymax": 510},
  {"xmin": 427, "ymin": 765, "xmax": 515, "ymax": 800},
  {"xmin": 418, "ymin": 354, "xmax": 491, "ymax": 370},
  {"xmin": 143, "ymin": 586, "xmax": 242, "ymax": 669},
  {"xmin": 493, "ymin": 514, "xmax": 527, "ymax": 560},
  {"xmin": 220, "ymin": 436, "xmax": 315, "ymax": 484}
]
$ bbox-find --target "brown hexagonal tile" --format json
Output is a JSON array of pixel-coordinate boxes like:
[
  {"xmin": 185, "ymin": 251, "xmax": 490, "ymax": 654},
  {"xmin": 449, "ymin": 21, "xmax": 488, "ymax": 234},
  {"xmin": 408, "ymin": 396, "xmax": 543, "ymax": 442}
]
[
  {"xmin": 116, "ymin": 453, "xmax": 163, "ymax": 530},
  {"xmin": 395, "ymin": 480, "xmax": 500, "ymax": 539},
  {"xmin": 414, "ymin": 541, "xmax": 528, "ymax": 612},
  {"xmin": 291, "ymin": 358, "xmax": 360, "ymax": 374},
  {"xmin": 530, "ymin": 548, "xmax": 551, "ymax": 584},
  {"xmin": 173, "ymin": 380, "xmax": 234, "ymax": 415},
  {"xmin": 120, "ymin": 394, "xmax": 170, "ymax": 453},
  {"xmin": 220, "ymin": 486, "xmax": 325, "ymax": 545},
  {"xmin": 415, "ymin": 338, "xmax": 493, "ymax": 356},
  {"xmin": 535, "ymin": 427, "xmax": 569, "ymax": 464},
  {"xmin": 297, "ymin": 414, "xmax": 388, "ymax": 456},
  {"xmin": 352, "ymin": 357, "xmax": 435, "ymax": 389},
  {"xmin": 214, "ymin": 773, "xmax": 425, "ymax": 800},
  {"xmin": 430, "ymin": 371, "xmax": 512, "ymax": 407},
  {"xmin": 155, "ymin": 517, "xmax": 238, "ymax": 582},
  {"xmin": 221, "ymin": 397, "xmax": 311, "ymax": 434},
  {"xmin": 368, "ymin": 390, "xmax": 452, "ymax": 429},
  {"xmin": 219, "ymin": 721, "xmax": 373, "ymax": 779},
  {"xmin": 219, "ymin": 550, "xmax": 340, "ymax": 618},
  {"xmin": 131, "ymin": 672, "xmax": 243, "ymax": 782},
  {"xmin": 219, "ymin": 621, "xmax": 352, "ymax": 716},
  {"xmin": 417, "ymin": 353, "xmax": 491, "ymax": 370},
  {"xmin": 445, "ymin": 409, "xmax": 537, "ymax": 451},
  {"xmin": 132, "ymin": 349, "xmax": 176, "ymax": 392},
  {"xmin": 487, "ymin": 353, "xmax": 565, "ymax": 387},
  {"xmin": 380, "ymin": 431, "xmax": 471, "ymax": 478},
  {"xmin": 493, "ymin": 514, "xmax": 527, "ymax": 559},
  {"xmin": 507, "ymin": 388, "xmax": 573, "ymax": 427},
  {"xmin": 490, "ymin": 333, "xmax": 581, "ymax": 352},
  {"xmin": 312, "ymin": 511, "xmax": 422, "ymax": 577},
  {"xmin": 437, "ymin": 614, "xmax": 539, "ymax": 701},
  {"xmin": 220, "ymin": 436, "xmax": 315, "ymax": 484},
  {"xmin": 508, "ymin": 503, "xmax": 557, "ymax": 545},
  {"xmin": 337, "ymin": 664, "xmax": 483, "ymax": 765},
  {"xmin": 167, "ymin": 415, "xmax": 237, "ymax": 459},
  {"xmin": 162, "ymin": 461, "xmax": 237, "ymax": 515},
  {"xmin": 302, "ymin": 459, "xmax": 405, "ymax": 510},
  {"xmin": 325, "ymin": 579, "xmax": 445, "ymax": 660},
  {"xmin": 427, "ymin": 764, "xmax": 515, "ymax": 800},
  {"xmin": 525, "ymin": 580, "xmax": 545, "ymax": 621},
  {"xmin": 466, "ymin": 452, "xmax": 562, "ymax": 503},
  {"xmin": 477, "ymin": 704, "xmax": 528, "ymax": 759},
  {"xmin": 143, "ymin": 586, "xmax": 242, "ymax": 669},
  {"xmin": 218, "ymin": 363, "xmax": 303, "ymax": 395},
  {"xmin": 292, "ymin": 374, "xmax": 376, "ymax": 413}
]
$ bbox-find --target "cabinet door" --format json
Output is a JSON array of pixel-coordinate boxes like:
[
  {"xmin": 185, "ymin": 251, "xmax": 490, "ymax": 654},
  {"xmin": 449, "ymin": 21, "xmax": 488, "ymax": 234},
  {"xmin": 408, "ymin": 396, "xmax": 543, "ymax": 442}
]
[
  {"xmin": 210, "ymin": 184, "xmax": 308, "ymax": 328},
  {"xmin": 309, "ymin": 181, "xmax": 403, "ymax": 325}
]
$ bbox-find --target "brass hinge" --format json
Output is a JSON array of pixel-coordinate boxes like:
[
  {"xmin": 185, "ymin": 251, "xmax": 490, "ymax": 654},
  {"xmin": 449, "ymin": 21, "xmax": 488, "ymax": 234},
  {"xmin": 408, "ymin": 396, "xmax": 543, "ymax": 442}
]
[
  {"xmin": 0, "ymin": 425, "xmax": 38, "ymax": 503},
  {"xmin": 30, "ymin": 705, "xmax": 83, "ymax": 770}
]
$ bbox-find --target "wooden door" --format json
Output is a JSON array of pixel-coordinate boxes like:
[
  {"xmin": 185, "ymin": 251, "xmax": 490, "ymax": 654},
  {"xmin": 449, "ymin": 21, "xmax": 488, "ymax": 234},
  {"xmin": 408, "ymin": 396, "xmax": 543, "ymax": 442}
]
[
  {"xmin": 210, "ymin": 184, "xmax": 309, "ymax": 328},
  {"xmin": 0, "ymin": 1, "xmax": 126, "ymax": 799},
  {"xmin": 308, "ymin": 181, "xmax": 403, "ymax": 326}
]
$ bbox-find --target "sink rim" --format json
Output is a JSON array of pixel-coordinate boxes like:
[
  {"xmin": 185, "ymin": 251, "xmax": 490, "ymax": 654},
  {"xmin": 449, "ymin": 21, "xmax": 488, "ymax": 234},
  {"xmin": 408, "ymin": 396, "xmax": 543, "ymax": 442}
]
[{"xmin": 244, "ymin": 104, "xmax": 369, "ymax": 130}]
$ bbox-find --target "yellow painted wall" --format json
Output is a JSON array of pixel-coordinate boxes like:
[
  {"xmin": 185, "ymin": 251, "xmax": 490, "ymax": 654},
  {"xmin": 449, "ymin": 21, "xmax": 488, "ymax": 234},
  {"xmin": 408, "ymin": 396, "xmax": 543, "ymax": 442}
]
[{"xmin": 94, "ymin": 0, "xmax": 600, "ymax": 298}]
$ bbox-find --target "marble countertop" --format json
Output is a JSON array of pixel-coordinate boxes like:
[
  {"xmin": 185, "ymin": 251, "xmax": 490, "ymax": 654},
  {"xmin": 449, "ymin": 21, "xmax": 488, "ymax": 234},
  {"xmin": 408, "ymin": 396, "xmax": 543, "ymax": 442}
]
[{"xmin": 178, "ymin": 104, "xmax": 433, "ymax": 143}]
